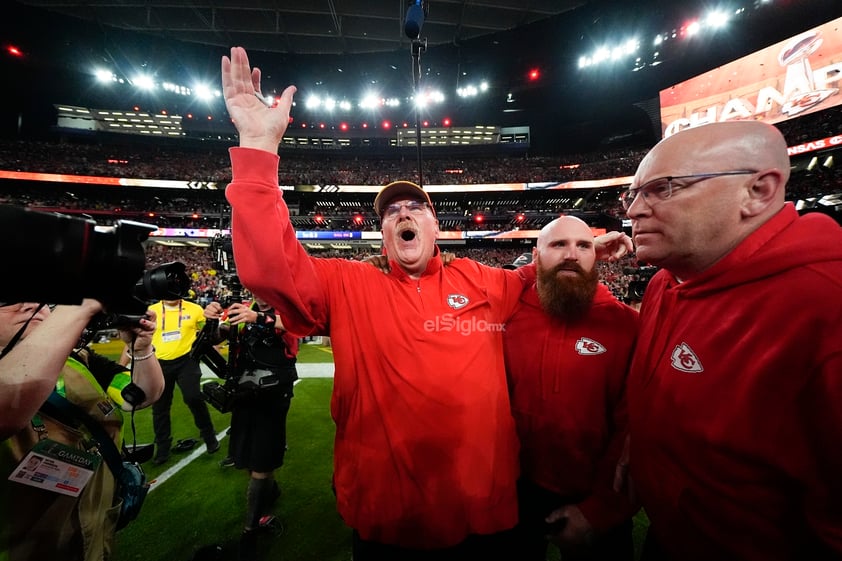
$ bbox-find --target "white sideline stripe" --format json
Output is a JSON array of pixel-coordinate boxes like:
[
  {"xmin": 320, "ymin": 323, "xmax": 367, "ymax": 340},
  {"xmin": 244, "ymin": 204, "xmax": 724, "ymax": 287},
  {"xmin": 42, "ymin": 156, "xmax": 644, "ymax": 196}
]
[{"xmin": 149, "ymin": 378, "xmax": 303, "ymax": 491}]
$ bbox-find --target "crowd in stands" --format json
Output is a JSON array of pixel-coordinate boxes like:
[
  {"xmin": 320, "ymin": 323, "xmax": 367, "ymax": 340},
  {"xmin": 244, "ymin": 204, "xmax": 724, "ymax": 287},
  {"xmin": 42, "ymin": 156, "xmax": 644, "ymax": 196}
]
[
  {"xmin": 1, "ymin": 104, "xmax": 840, "ymax": 305},
  {"xmin": 0, "ymin": 137, "xmax": 646, "ymax": 186},
  {"xmin": 145, "ymin": 242, "xmax": 644, "ymax": 305},
  {"xmin": 0, "ymin": 106, "xmax": 838, "ymax": 187}
]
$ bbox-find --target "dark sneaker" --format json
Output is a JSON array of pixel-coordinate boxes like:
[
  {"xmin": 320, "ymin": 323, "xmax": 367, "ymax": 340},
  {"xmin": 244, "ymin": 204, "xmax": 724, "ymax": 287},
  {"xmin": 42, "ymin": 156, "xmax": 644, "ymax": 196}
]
[
  {"xmin": 151, "ymin": 452, "xmax": 171, "ymax": 466},
  {"xmin": 205, "ymin": 437, "xmax": 221, "ymax": 454},
  {"xmin": 219, "ymin": 456, "xmax": 235, "ymax": 468},
  {"xmin": 174, "ymin": 438, "xmax": 199, "ymax": 453}
]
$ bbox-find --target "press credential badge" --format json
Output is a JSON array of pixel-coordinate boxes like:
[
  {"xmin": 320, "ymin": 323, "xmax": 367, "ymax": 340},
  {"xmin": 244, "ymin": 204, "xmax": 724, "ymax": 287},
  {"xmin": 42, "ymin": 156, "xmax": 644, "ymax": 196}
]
[{"xmin": 8, "ymin": 439, "xmax": 101, "ymax": 497}]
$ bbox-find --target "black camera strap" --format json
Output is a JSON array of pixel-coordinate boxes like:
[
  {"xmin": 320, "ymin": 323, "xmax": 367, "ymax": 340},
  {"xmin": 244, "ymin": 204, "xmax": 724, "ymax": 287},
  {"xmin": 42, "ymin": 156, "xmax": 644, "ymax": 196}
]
[
  {"xmin": 0, "ymin": 303, "xmax": 47, "ymax": 360},
  {"xmin": 39, "ymin": 391, "xmax": 125, "ymax": 481}
]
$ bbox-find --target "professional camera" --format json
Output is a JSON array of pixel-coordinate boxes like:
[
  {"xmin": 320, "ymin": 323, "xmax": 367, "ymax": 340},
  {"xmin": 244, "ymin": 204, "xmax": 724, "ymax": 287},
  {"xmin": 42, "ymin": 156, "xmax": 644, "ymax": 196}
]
[
  {"xmin": 1, "ymin": 206, "xmax": 190, "ymax": 322},
  {"xmin": 197, "ymin": 233, "xmax": 244, "ymax": 413},
  {"xmin": 625, "ymin": 266, "xmax": 659, "ymax": 301},
  {"xmin": 201, "ymin": 379, "xmax": 238, "ymax": 413}
]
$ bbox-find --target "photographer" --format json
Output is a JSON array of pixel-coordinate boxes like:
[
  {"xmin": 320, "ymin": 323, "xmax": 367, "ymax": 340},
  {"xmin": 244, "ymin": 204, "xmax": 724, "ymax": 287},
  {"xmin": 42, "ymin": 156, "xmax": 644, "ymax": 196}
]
[
  {"xmin": 202, "ymin": 297, "xmax": 298, "ymax": 547},
  {"xmin": 0, "ymin": 299, "xmax": 164, "ymax": 560}
]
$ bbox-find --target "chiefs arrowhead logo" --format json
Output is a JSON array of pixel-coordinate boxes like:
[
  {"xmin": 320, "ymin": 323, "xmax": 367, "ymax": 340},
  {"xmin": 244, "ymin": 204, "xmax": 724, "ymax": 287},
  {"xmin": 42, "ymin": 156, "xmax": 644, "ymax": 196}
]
[
  {"xmin": 575, "ymin": 337, "xmax": 606, "ymax": 355},
  {"xmin": 447, "ymin": 294, "xmax": 469, "ymax": 310},
  {"xmin": 670, "ymin": 343, "xmax": 704, "ymax": 373}
]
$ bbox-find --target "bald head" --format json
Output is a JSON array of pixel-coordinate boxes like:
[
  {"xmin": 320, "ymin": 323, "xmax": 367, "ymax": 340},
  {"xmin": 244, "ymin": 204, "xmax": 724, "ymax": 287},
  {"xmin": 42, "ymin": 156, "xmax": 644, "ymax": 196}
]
[
  {"xmin": 628, "ymin": 121, "xmax": 791, "ymax": 277},
  {"xmin": 640, "ymin": 121, "xmax": 790, "ymax": 197},
  {"xmin": 537, "ymin": 216, "xmax": 594, "ymax": 253}
]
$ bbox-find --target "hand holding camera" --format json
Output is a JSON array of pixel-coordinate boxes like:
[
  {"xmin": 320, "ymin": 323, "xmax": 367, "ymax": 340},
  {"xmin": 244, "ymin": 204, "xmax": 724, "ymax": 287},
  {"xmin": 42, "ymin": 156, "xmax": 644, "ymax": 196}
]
[
  {"xmin": 224, "ymin": 302, "xmax": 256, "ymax": 325},
  {"xmin": 118, "ymin": 309, "xmax": 156, "ymax": 353}
]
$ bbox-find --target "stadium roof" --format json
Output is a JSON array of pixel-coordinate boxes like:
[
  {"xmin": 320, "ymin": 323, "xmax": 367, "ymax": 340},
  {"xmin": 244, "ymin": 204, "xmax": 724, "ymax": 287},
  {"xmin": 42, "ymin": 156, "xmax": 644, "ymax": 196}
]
[{"xmin": 16, "ymin": 0, "xmax": 586, "ymax": 55}]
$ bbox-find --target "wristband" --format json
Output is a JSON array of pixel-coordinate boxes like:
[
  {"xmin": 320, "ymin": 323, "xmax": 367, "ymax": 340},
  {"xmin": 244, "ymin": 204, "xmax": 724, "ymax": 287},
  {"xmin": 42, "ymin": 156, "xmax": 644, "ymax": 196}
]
[{"xmin": 126, "ymin": 346, "xmax": 156, "ymax": 361}]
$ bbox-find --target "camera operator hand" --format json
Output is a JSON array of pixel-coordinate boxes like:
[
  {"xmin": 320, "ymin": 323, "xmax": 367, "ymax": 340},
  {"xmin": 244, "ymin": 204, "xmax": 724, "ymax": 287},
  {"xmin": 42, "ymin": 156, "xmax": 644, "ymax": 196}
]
[
  {"xmin": 225, "ymin": 302, "xmax": 258, "ymax": 326},
  {"xmin": 117, "ymin": 308, "xmax": 164, "ymax": 410},
  {"xmin": 203, "ymin": 301, "xmax": 224, "ymax": 320},
  {"xmin": 118, "ymin": 309, "xmax": 156, "ymax": 352}
]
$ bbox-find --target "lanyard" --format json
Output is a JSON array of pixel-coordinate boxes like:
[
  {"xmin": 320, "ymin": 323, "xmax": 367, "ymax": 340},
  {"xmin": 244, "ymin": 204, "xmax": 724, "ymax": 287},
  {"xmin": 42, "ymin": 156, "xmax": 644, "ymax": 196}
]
[{"xmin": 161, "ymin": 301, "xmax": 183, "ymax": 332}]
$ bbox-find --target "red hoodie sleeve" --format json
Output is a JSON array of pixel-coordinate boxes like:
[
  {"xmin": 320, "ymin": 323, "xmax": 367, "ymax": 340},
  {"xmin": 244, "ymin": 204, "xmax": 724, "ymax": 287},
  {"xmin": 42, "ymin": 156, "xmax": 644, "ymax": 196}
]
[
  {"xmin": 578, "ymin": 307, "xmax": 641, "ymax": 532},
  {"xmin": 225, "ymin": 147, "xmax": 327, "ymax": 336}
]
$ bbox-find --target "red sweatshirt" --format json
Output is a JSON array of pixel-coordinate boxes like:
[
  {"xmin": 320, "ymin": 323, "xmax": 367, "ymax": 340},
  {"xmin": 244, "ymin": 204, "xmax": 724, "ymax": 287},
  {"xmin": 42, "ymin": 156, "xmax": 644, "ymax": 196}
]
[
  {"xmin": 628, "ymin": 204, "xmax": 842, "ymax": 560},
  {"xmin": 504, "ymin": 283, "xmax": 639, "ymax": 531},
  {"xmin": 225, "ymin": 148, "xmax": 528, "ymax": 548}
]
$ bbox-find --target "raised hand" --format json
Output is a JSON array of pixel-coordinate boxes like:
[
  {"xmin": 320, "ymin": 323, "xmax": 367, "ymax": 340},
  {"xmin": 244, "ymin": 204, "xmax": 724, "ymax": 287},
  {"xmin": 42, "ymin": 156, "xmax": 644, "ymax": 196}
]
[
  {"xmin": 594, "ymin": 231, "xmax": 633, "ymax": 262},
  {"xmin": 221, "ymin": 46, "xmax": 297, "ymax": 153}
]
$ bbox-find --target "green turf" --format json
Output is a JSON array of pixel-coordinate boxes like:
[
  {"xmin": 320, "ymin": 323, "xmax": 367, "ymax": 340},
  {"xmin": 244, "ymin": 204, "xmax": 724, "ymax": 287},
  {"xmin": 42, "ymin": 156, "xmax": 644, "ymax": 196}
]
[{"xmin": 112, "ymin": 378, "xmax": 349, "ymax": 561}]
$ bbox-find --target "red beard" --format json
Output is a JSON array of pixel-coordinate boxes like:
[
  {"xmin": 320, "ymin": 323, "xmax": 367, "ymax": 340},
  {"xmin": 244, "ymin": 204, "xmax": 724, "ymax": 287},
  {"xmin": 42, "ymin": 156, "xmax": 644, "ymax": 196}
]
[{"xmin": 535, "ymin": 260, "xmax": 599, "ymax": 322}]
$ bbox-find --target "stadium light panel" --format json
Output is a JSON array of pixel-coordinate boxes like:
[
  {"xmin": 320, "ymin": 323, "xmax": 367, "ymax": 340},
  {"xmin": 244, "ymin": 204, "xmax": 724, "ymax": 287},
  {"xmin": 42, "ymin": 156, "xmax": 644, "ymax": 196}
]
[
  {"xmin": 705, "ymin": 11, "xmax": 730, "ymax": 29},
  {"xmin": 132, "ymin": 74, "xmax": 155, "ymax": 91},
  {"xmin": 193, "ymin": 83, "xmax": 215, "ymax": 102},
  {"xmin": 684, "ymin": 21, "xmax": 701, "ymax": 37},
  {"xmin": 359, "ymin": 94, "xmax": 380, "ymax": 109},
  {"xmin": 95, "ymin": 69, "xmax": 116, "ymax": 83}
]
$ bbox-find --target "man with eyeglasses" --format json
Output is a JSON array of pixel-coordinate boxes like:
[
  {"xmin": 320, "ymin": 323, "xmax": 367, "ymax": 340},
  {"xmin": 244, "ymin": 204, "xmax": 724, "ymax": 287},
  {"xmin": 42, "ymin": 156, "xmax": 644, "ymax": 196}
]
[
  {"xmin": 621, "ymin": 121, "xmax": 842, "ymax": 561},
  {"xmin": 218, "ymin": 46, "xmax": 631, "ymax": 560}
]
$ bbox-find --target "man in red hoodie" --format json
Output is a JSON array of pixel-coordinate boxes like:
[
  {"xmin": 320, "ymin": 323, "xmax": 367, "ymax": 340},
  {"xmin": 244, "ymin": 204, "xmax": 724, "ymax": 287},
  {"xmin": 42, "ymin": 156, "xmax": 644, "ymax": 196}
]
[
  {"xmin": 219, "ymin": 47, "xmax": 631, "ymax": 560},
  {"xmin": 623, "ymin": 121, "xmax": 842, "ymax": 561},
  {"xmin": 504, "ymin": 216, "xmax": 639, "ymax": 561}
]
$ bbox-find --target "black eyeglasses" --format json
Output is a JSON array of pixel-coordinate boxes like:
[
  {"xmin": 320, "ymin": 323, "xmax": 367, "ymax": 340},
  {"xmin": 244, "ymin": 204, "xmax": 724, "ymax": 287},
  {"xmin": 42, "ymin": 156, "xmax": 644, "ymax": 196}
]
[{"xmin": 620, "ymin": 170, "xmax": 758, "ymax": 210}]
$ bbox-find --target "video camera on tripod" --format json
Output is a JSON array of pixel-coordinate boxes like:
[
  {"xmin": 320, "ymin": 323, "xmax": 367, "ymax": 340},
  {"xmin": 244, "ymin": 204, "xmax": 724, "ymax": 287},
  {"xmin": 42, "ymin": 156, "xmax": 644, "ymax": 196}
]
[{"xmin": 194, "ymin": 233, "xmax": 247, "ymax": 412}]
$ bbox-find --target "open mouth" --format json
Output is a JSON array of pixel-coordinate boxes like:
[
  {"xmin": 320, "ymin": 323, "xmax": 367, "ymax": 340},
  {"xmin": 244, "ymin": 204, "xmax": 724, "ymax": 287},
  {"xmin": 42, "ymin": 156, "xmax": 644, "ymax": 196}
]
[{"xmin": 400, "ymin": 230, "xmax": 416, "ymax": 241}]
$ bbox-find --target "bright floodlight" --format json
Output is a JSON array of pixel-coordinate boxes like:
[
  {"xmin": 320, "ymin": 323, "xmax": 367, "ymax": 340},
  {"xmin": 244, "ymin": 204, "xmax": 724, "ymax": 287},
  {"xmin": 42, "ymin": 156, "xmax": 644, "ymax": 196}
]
[
  {"xmin": 323, "ymin": 97, "xmax": 337, "ymax": 111},
  {"xmin": 305, "ymin": 95, "xmax": 321, "ymax": 109},
  {"xmin": 480, "ymin": 81, "xmax": 489, "ymax": 91},
  {"xmin": 359, "ymin": 94, "xmax": 380, "ymax": 109},
  {"xmin": 193, "ymin": 83, "xmax": 215, "ymax": 101},
  {"xmin": 706, "ymin": 11, "xmax": 730, "ymax": 29},
  {"xmin": 339, "ymin": 100, "xmax": 352, "ymax": 111},
  {"xmin": 685, "ymin": 21, "xmax": 701, "ymax": 36},
  {"xmin": 94, "ymin": 69, "xmax": 115, "ymax": 83},
  {"xmin": 132, "ymin": 74, "xmax": 155, "ymax": 90}
]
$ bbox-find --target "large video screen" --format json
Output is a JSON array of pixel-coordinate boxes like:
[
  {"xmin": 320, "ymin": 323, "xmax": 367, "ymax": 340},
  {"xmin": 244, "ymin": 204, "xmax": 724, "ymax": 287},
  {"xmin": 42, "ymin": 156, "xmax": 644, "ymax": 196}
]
[{"xmin": 660, "ymin": 16, "xmax": 842, "ymax": 138}]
